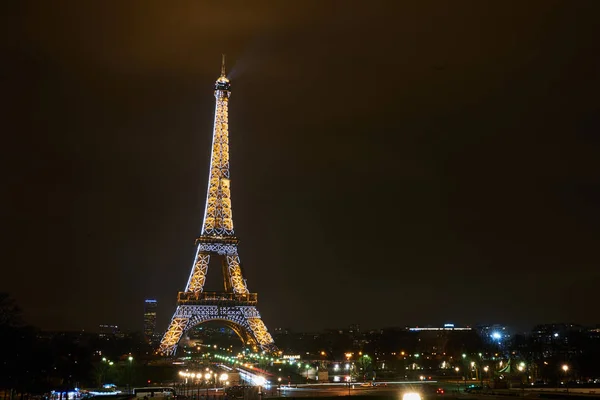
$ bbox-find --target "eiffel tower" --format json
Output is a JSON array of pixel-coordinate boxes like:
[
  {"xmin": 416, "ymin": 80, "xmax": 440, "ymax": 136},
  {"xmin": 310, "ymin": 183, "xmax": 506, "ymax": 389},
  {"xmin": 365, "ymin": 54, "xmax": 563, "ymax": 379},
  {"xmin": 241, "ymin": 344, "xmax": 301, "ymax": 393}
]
[{"xmin": 159, "ymin": 56, "xmax": 276, "ymax": 356}]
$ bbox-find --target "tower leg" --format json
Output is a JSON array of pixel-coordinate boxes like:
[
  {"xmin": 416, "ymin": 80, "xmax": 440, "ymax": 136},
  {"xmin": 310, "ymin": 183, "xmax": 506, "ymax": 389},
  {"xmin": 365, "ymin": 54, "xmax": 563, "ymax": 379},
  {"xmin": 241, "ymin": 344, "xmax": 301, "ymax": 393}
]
[
  {"xmin": 159, "ymin": 310, "xmax": 189, "ymax": 356},
  {"xmin": 240, "ymin": 306, "xmax": 276, "ymax": 351},
  {"xmin": 186, "ymin": 252, "xmax": 211, "ymax": 292},
  {"xmin": 225, "ymin": 254, "xmax": 249, "ymax": 294}
]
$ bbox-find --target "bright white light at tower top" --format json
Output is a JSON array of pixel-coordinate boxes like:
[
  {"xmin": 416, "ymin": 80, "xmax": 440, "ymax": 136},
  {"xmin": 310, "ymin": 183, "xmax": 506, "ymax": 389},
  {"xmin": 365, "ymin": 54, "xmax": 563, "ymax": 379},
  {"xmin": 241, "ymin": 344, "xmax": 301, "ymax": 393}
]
[{"xmin": 491, "ymin": 332, "xmax": 502, "ymax": 340}]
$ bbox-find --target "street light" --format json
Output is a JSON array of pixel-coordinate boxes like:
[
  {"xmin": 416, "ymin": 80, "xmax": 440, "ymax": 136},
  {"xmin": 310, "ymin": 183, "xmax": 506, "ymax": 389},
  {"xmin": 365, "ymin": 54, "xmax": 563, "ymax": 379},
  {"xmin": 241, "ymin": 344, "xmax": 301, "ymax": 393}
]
[
  {"xmin": 455, "ymin": 367, "xmax": 460, "ymax": 392},
  {"xmin": 255, "ymin": 376, "xmax": 266, "ymax": 398},
  {"xmin": 219, "ymin": 373, "xmax": 229, "ymax": 385},
  {"xmin": 204, "ymin": 373, "xmax": 211, "ymax": 398},
  {"xmin": 127, "ymin": 356, "xmax": 134, "ymax": 394},
  {"xmin": 562, "ymin": 365, "xmax": 569, "ymax": 393},
  {"xmin": 517, "ymin": 365, "xmax": 525, "ymax": 396}
]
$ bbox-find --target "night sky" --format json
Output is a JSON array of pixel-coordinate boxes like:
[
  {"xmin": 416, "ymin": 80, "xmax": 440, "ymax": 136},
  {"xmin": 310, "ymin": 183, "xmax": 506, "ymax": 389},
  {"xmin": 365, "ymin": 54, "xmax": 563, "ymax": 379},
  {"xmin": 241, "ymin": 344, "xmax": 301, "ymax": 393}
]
[{"xmin": 2, "ymin": 1, "xmax": 599, "ymax": 334}]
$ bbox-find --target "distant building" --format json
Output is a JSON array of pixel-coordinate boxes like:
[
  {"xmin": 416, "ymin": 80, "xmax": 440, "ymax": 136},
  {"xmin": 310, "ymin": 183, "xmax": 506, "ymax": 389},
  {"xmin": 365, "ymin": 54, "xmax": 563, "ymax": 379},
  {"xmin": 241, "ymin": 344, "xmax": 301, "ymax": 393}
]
[
  {"xmin": 99, "ymin": 324, "xmax": 122, "ymax": 339},
  {"xmin": 407, "ymin": 323, "xmax": 472, "ymax": 331},
  {"xmin": 530, "ymin": 323, "xmax": 586, "ymax": 358},
  {"xmin": 531, "ymin": 323, "xmax": 583, "ymax": 344},
  {"xmin": 588, "ymin": 326, "xmax": 600, "ymax": 340},
  {"xmin": 144, "ymin": 299, "xmax": 158, "ymax": 341},
  {"xmin": 349, "ymin": 324, "xmax": 360, "ymax": 334},
  {"xmin": 477, "ymin": 324, "xmax": 512, "ymax": 344},
  {"xmin": 407, "ymin": 323, "xmax": 474, "ymax": 354}
]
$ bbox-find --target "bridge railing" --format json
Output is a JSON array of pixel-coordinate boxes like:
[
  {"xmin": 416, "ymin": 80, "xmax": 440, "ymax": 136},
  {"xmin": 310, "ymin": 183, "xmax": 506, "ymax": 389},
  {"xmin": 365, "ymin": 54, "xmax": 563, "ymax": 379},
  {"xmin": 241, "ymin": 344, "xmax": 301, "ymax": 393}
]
[{"xmin": 177, "ymin": 291, "xmax": 258, "ymax": 305}]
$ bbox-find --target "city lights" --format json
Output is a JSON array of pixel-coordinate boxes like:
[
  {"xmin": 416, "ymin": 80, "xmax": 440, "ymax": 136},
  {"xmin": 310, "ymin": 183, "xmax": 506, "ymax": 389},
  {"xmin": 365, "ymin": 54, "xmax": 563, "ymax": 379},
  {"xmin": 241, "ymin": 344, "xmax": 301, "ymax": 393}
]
[{"xmin": 5, "ymin": 8, "xmax": 599, "ymax": 399}]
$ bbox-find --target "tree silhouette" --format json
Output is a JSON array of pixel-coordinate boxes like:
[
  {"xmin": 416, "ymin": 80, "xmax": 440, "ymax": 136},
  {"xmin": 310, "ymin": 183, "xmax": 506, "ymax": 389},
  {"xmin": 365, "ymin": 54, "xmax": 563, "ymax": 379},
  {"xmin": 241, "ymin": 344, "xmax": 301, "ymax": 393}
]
[{"xmin": 0, "ymin": 292, "xmax": 24, "ymax": 327}]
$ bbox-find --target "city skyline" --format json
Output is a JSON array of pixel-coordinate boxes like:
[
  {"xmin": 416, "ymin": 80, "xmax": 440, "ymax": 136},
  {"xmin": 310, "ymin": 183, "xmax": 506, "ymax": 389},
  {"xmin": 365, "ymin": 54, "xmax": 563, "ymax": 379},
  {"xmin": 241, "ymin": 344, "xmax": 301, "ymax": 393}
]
[{"xmin": 2, "ymin": 2, "xmax": 599, "ymax": 334}]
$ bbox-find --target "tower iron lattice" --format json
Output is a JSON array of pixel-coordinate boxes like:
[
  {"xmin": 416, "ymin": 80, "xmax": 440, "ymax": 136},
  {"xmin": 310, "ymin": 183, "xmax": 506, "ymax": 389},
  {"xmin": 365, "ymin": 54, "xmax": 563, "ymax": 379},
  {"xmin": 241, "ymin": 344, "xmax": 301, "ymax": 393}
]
[{"xmin": 158, "ymin": 56, "xmax": 276, "ymax": 356}]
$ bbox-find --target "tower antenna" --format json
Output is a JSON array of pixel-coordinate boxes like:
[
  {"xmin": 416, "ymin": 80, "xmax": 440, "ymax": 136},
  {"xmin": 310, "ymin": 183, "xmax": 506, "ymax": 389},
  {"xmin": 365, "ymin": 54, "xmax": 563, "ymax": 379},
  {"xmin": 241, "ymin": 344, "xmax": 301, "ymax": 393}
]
[{"xmin": 221, "ymin": 54, "xmax": 226, "ymax": 76}]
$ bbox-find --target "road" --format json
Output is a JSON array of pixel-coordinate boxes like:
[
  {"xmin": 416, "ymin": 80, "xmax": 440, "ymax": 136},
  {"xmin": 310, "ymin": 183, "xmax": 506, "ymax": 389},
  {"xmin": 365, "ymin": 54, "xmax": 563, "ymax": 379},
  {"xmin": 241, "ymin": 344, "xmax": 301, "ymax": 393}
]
[
  {"xmin": 274, "ymin": 382, "xmax": 461, "ymax": 398},
  {"xmin": 270, "ymin": 382, "xmax": 598, "ymax": 399}
]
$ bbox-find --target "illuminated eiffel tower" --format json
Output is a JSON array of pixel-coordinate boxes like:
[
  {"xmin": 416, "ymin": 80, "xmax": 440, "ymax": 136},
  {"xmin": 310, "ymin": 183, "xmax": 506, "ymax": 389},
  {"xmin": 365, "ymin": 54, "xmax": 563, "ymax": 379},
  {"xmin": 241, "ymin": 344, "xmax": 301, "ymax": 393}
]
[{"xmin": 159, "ymin": 56, "xmax": 276, "ymax": 356}]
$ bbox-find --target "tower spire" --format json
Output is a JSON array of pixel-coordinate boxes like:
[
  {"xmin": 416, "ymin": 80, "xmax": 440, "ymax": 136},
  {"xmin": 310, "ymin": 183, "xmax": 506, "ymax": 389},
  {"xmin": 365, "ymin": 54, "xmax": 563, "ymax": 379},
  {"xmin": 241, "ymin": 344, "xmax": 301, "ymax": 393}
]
[{"xmin": 215, "ymin": 55, "xmax": 231, "ymax": 92}]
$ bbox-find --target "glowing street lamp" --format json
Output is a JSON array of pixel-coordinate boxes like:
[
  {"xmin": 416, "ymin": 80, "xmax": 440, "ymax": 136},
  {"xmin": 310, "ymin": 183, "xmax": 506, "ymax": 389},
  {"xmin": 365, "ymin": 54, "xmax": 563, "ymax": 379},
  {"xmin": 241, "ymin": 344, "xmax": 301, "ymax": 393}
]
[
  {"xmin": 255, "ymin": 376, "xmax": 266, "ymax": 386},
  {"xmin": 255, "ymin": 376, "xmax": 266, "ymax": 396},
  {"xmin": 562, "ymin": 364, "xmax": 569, "ymax": 393},
  {"xmin": 454, "ymin": 367, "xmax": 461, "ymax": 391}
]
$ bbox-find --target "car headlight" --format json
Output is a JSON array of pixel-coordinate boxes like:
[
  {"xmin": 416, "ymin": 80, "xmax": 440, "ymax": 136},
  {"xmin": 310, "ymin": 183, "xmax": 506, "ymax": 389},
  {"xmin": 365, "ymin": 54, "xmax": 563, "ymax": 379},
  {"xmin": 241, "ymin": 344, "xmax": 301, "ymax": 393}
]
[{"xmin": 402, "ymin": 393, "xmax": 421, "ymax": 400}]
